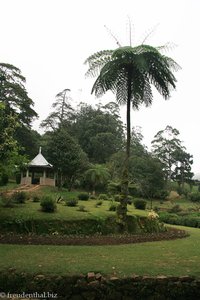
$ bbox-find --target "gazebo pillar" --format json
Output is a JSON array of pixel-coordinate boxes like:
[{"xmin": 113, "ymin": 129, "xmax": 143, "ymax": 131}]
[{"xmin": 26, "ymin": 169, "xmax": 29, "ymax": 178}]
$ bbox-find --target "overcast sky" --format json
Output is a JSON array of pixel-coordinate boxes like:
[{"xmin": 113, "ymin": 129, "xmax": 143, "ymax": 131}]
[{"xmin": 1, "ymin": 0, "xmax": 200, "ymax": 174}]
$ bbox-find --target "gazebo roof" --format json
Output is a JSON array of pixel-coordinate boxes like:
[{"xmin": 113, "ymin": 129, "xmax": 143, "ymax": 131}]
[{"xmin": 29, "ymin": 147, "xmax": 53, "ymax": 168}]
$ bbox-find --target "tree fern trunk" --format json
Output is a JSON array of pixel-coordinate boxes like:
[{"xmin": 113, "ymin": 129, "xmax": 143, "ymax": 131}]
[{"xmin": 117, "ymin": 70, "xmax": 132, "ymax": 231}]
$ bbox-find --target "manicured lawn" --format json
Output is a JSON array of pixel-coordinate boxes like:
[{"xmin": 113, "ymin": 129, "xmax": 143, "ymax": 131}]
[
  {"xmin": 0, "ymin": 226, "xmax": 199, "ymax": 277},
  {"xmin": 0, "ymin": 186, "xmax": 147, "ymax": 221},
  {"xmin": 1, "ymin": 185, "xmax": 200, "ymax": 278}
]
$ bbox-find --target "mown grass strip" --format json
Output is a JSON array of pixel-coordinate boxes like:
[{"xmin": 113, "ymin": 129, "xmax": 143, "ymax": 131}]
[{"xmin": 0, "ymin": 226, "xmax": 199, "ymax": 278}]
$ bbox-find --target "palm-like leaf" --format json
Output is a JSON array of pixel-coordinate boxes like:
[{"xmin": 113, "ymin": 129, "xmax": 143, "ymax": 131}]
[{"xmin": 86, "ymin": 45, "xmax": 180, "ymax": 108}]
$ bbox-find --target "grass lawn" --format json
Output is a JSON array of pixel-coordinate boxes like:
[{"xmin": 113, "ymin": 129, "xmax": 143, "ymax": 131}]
[
  {"xmin": 0, "ymin": 186, "xmax": 147, "ymax": 221},
  {"xmin": 0, "ymin": 225, "xmax": 199, "ymax": 277},
  {"xmin": 1, "ymin": 185, "xmax": 200, "ymax": 278}
]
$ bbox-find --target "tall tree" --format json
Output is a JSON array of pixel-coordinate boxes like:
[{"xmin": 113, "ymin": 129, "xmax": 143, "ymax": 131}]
[
  {"xmin": 69, "ymin": 103, "xmax": 124, "ymax": 163},
  {"xmin": 172, "ymin": 149, "xmax": 194, "ymax": 191},
  {"xmin": 0, "ymin": 63, "xmax": 37, "ymax": 126},
  {"xmin": 85, "ymin": 45, "xmax": 179, "ymax": 229},
  {"xmin": 151, "ymin": 126, "xmax": 183, "ymax": 181},
  {"xmin": 45, "ymin": 128, "xmax": 89, "ymax": 190},
  {"xmin": 41, "ymin": 88, "xmax": 74, "ymax": 130}
]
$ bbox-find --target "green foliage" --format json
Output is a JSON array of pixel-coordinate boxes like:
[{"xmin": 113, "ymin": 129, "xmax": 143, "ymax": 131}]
[
  {"xmin": 153, "ymin": 189, "xmax": 169, "ymax": 200},
  {"xmin": 159, "ymin": 212, "xmax": 200, "ymax": 228},
  {"xmin": 168, "ymin": 204, "xmax": 182, "ymax": 213},
  {"xmin": 152, "ymin": 126, "xmax": 193, "ymax": 187},
  {"xmin": 78, "ymin": 193, "xmax": 89, "ymax": 201},
  {"xmin": 0, "ymin": 173, "xmax": 9, "ymax": 186},
  {"xmin": 109, "ymin": 201, "xmax": 117, "ymax": 211},
  {"xmin": 0, "ymin": 215, "xmax": 138, "ymax": 235},
  {"xmin": 0, "ymin": 63, "xmax": 38, "ymax": 126},
  {"xmin": 98, "ymin": 193, "xmax": 108, "ymax": 200},
  {"xmin": 141, "ymin": 218, "xmax": 166, "ymax": 233},
  {"xmin": 32, "ymin": 195, "xmax": 40, "ymax": 202},
  {"xmin": 107, "ymin": 181, "xmax": 121, "ymax": 194},
  {"xmin": 41, "ymin": 89, "xmax": 75, "ymax": 130},
  {"xmin": 45, "ymin": 128, "xmax": 89, "ymax": 189},
  {"xmin": 134, "ymin": 199, "xmax": 147, "ymax": 210},
  {"xmin": 0, "ymin": 194, "xmax": 14, "ymax": 208},
  {"xmin": 113, "ymin": 194, "xmax": 121, "ymax": 202},
  {"xmin": 127, "ymin": 195, "xmax": 133, "ymax": 204},
  {"xmin": 77, "ymin": 205, "xmax": 87, "ymax": 212},
  {"xmin": 188, "ymin": 192, "xmax": 200, "ymax": 202},
  {"xmin": 65, "ymin": 199, "xmax": 78, "ymax": 207},
  {"xmin": 40, "ymin": 196, "xmax": 57, "ymax": 213},
  {"xmin": 95, "ymin": 200, "xmax": 103, "ymax": 207},
  {"xmin": 67, "ymin": 103, "xmax": 124, "ymax": 163},
  {"xmin": 11, "ymin": 191, "xmax": 27, "ymax": 204},
  {"xmin": 84, "ymin": 164, "xmax": 110, "ymax": 193}
]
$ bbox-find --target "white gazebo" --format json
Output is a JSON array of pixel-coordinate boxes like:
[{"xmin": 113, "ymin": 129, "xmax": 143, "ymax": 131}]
[{"xmin": 21, "ymin": 147, "xmax": 55, "ymax": 186}]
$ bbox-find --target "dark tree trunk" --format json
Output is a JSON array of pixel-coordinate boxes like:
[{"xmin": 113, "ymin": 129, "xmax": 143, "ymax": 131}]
[{"xmin": 117, "ymin": 70, "xmax": 132, "ymax": 231}]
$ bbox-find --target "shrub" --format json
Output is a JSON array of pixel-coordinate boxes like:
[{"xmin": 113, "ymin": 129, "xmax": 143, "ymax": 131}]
[
  {"xmin": 107, "ymin": 181, "xmax": 121, "ymax": 194},
  {"xmin": 78, "ymin": 193, "xmax": 89, "ymax": 201},
  {"xmin": 0, "ymin": 194, "xmax": 14, "ymax": 208},
  {"xmin": 32, "ymin": 195, "xmax": 40, "ymax": 202},
  {"xmin": 77, "ymin": 205, "xmax": 87, "ymax": 212},
  {"xmin": 89, "ymin": 195, "xmax": 97, "ymax": 200},
  {"xmin": 15, "ymin": 173, "xmax": 21, "ymax": 184},
  {"xmin": 168, "ymin": 205, "xmax": 182, "ymax": 213},
  {"xmin": 188, "ymin": 192, "xmax": 200, "ymax": 202},
  {"xmin": 134, "ymin": 199, "xmax": 147, "ymax": 210},
  {"xmin": 40, "ymin": 196, "xmax": 57, "ymax": 213},
  {"xmin": 127, "ymin": 195, "xmax": 133, "ymax": 205},
  {"xmin": 95, "ymin": 200, "xmax": 103, "ymax": 207},
  {"xmin": 153, "ymin": 189, "xmax": 169, "ymax": 200},
  {"xmin": 11, "ymin": 191, "xmax": 27, "ymax": 204},
  {"xmin": 0, "ymin": 173, "xmax": 9, "ymax": 186},
  {"xmin": 109, "ymin": 201, "xmax": 117, "ymax": 211},
  {"xmin": 113, "ymin": 194, "xmax": 121, "ymax": 202},
  {"xmin": 98, "ymin": 194, "xmax": 108, "ymax": 200},
  {"xmin": 65, "ymin": 199, "xmax": 78, "ymax": 207}
]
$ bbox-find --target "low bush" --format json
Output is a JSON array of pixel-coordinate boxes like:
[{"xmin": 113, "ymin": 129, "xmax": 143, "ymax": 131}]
[
  {"xmin": 11, "ymin": 191, "xmax": 27, "ymax": 204},
  {"xmin": 40, "ymin": 196, "xmax": 57, "ymax": 213},
  {"xmin": 188, "ymin": 192, "xmax": 200, "ymax": 202},
  {"xmin": 78, "ymin": 193, "xmax": 89, "ymax": 201},
  {"xmin": 0, "ymin": 194, "xmax": 14, "ymax": 208},
  {"xmin": 32, "ymin": 195, "xmax": 40, "ymax": 202},
  {"xmin": 109, "ymin": 201, "xmax": 117, "ymax": 211},
  {"xmin": 77, "ymin": 205, "xmax": 87, "ymax": 212},
  {"xmin": 0, "ymin": 173, "xmax": 9, "ymax": 186},
  {"xmin": 65, "ymin": 199, "xmax": 78, "ymax": 207},
  {"xmin": 0, "ymin": 215, "xmax": 139, "ymax": 235},
  {"xmin": 107, "ymin": 181, "xmax": 121, "ymax": 194},
  {"xmin": 134, "ymin": 199, "xmax": 147, "ymax": 210},
  {"xmin": 95, "ymin": 200, "xmax": 103, "ymax": 207},
  {"xmin": 89, "ymin": 195, "xmax": 96, "ymax": 200},
  {"xmin": 159, "ymin": 212, "xmax": 200, "ymax": 228},
  {"xmin": 127, "ymin": 195, "xmax": 133, "ymax": 205},
  {"xmin": 153, "ymin": 189, "xmax": 169, "ymax": 200},
  {"xmin": 113, "ymin": 194, "xmax": 121, "ymax": 202},
  {"xmin": 98, "ymin": 194, "xmax": 108, "ymax": 200},
  {"xmin": 168, "ymin": 204, "xmax": 182, "ymax": 213}
]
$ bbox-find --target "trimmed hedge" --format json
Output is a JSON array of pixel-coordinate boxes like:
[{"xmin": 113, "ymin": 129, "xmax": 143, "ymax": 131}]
[
  {"xmin": 159, "ymin": 212, "xmax": 200, "ymax": 228},
  {"xmin": 0, "ymin": 271, "xmax": 200, "ymax": 300},
  {"xmin": 0, "ymin": 215, "xmax": 139, "ymax": 235}
]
